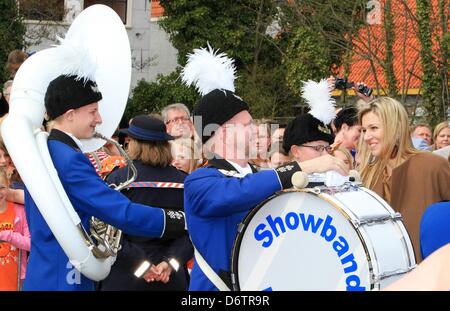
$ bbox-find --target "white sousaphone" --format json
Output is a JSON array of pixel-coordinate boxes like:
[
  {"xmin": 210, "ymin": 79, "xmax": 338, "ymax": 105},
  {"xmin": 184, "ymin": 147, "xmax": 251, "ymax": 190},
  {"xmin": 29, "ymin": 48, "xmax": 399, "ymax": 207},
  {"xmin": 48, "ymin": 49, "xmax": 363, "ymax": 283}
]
[{"xmin": 1, "ymin": 5, "xmax": 131, "ymax": 281}]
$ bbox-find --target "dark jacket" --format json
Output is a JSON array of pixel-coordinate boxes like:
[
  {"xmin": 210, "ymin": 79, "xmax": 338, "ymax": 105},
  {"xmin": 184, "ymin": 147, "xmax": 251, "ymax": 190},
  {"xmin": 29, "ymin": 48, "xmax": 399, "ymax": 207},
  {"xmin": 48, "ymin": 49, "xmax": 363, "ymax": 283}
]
[{"xmin": 100, "ymin": 161, "xmax": 193, "ymax": 291}]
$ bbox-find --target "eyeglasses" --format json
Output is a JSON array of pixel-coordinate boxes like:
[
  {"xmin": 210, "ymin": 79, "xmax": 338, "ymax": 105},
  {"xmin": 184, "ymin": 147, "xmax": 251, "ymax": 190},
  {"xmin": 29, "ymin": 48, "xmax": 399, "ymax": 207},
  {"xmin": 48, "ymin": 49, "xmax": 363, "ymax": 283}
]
[
  {"xmin": 165, "ymin": 116, "xmax": 191, "ymax": 125},
  {"xmin": 300, "ymin": 144, "xmax": 332, "ymax": 153}
]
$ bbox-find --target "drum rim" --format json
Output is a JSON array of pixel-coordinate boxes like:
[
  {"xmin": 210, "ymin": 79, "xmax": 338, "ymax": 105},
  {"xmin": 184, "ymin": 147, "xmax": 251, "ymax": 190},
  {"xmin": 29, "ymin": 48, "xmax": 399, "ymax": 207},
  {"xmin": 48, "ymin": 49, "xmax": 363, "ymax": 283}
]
[
  {"xmin": 357, "ymin": 187, "xmax": 417, "ymax": 273},
  {"xmin": 230, "ymin": 187, "xmax": 384, "ymax": 291}
]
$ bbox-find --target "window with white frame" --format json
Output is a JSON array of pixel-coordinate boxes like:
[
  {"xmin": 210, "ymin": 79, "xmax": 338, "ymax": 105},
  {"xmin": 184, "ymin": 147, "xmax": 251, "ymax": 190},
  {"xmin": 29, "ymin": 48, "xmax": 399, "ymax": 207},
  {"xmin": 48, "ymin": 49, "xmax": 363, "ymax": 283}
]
[
  {"xmin": 18, "ymin": 0, "xmax": 65, "ymax": 21},
  {"xmin": 84, "ymin": 0, "xmax": 129, "ymax": 24}
]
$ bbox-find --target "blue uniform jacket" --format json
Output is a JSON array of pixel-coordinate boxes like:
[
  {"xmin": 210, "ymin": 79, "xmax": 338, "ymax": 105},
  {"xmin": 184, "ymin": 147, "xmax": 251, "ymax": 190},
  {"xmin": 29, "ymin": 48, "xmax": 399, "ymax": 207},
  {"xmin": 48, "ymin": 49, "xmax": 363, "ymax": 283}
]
[
  {"xmin": 184, "ymin": 158, "xmax": 300, "ymax": 291},
  {"xmin": 420, "ymin": 201, "xmax": 450, "ymax": 260},
  {"xmin": 24, "ymin": 129, "xmax": 182, "ymax": 291}
]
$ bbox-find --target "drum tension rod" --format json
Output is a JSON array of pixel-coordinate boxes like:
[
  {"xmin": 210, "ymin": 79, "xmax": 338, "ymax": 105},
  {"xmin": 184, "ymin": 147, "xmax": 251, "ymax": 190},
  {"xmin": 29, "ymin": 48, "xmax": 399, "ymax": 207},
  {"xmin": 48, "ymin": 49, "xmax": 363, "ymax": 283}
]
[
  {"xmin": 372, "ymin": 265, "xmax": 417, "ymax": 282},
  {"xmin": 353, "ymin": 213, "xmax": 402, "ymax": 227}
]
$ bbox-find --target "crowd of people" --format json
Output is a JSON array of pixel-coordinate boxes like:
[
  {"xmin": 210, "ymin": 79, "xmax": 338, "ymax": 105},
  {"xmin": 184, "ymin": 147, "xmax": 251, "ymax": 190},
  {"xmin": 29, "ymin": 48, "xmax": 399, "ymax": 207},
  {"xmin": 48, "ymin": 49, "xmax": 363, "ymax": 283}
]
[{"xmin": 0, "ymin": 42, "xmax": 449, "ymax": 292}]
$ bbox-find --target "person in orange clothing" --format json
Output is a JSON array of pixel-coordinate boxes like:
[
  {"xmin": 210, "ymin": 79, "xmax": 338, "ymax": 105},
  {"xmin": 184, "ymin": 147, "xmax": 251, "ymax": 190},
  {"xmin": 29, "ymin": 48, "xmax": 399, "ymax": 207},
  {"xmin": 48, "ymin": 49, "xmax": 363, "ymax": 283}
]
[{"xmin": 0, "ymin": 167, "xmax": 30, "ymax": 290}]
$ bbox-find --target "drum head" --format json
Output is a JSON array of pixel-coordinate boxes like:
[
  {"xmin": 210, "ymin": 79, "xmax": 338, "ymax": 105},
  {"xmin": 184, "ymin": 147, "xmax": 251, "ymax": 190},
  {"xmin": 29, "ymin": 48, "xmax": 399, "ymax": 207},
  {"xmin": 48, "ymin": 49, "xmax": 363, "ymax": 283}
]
[{"xmin": 231, "ymin": 190, "xmax": 371, "ymax": 291}]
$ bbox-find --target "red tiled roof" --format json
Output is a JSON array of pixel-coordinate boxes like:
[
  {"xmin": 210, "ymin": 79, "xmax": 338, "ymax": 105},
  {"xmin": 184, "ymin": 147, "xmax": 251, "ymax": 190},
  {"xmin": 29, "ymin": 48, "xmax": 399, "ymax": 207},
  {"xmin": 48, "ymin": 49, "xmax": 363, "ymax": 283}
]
[
  {"xmin": 151, "ymin": 0, "xmax": 164, "ymax": 18},
  {"xmin": 338, "ymin": 0, "xmax": 446, "ymax": 95}
]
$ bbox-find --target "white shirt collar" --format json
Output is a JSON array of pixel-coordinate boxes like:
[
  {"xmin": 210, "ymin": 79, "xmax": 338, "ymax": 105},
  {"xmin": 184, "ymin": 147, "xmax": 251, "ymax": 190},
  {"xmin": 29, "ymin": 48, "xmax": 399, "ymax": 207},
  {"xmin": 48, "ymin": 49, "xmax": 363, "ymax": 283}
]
[
  {"xmin": 63, "ymin": 131, "xmax": 84, "ymax": 151},
  {"xmin": 226, "ymin": 160, "xmax": 253, "ymax": 176}
]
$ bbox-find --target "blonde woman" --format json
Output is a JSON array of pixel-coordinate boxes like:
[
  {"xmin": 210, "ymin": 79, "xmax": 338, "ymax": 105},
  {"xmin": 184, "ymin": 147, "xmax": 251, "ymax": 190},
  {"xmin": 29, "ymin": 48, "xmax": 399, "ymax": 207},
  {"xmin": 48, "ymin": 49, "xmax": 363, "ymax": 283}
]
[
  {"xmin": 333, "ymin": 147, "xmax": 353, "ymax": 171},
  {"xmin": 433, "ymin": 121, "xmax": 450, "ymax": 150},
  {"xmin": 358, "ymin": 97, "xmax": 450, "ymax": 262},
  {"xmin": 170, "ymin": 137, "xmax": 202, "ymax": 174}
]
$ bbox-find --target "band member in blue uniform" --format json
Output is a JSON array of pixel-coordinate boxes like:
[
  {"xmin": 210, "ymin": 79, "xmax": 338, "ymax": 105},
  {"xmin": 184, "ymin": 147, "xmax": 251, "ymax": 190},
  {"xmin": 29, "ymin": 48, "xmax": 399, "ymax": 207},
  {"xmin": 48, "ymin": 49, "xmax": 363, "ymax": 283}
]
[
  {"xmin": 100, "ymin": 115, "xmax": 193, "ymax": 290},
  {"xmin": 23, "ymin": 76, "xmax": 187, "ymax": 291},
  {"xmin": 420, "ymin": 201, "xmax": 450, "ymax": 259},
  {"xmin": 181, "ymin": 46, "xmax": 348, "ymax": 291}
]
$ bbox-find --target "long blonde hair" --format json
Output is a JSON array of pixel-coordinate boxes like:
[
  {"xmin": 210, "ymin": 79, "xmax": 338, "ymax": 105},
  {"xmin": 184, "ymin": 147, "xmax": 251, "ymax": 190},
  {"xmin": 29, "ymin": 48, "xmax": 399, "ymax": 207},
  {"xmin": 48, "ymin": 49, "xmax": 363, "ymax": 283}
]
[
  {"xmin": 433, "ymin": 121, "xmax": 450, "ymax": 150},
  {"xmin": 170, "ymin": 137, "xmax": 202, "ymax": 173},
  {"xmin": 333, "ymin": 147, "xmax": 354, "ymax": 170},
  {"xmin": 358, "ymin": 97, "xmax": 419, "ymax": 188}
]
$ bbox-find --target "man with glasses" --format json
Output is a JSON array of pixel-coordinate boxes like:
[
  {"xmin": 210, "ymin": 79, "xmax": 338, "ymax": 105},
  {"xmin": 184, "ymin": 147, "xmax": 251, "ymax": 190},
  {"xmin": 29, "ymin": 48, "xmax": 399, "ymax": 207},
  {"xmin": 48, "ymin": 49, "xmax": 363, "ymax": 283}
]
[
  {"xmin": 161, "ymin": 103, "xmax": 194, "ymax": 139},
  {"xmin": 283, "ymin": 111, "xmax": 343, "ymax": 175},
  {"xmin": 184, "ymin": 86, "xmax": 348, "ymax": 291},
  {"xmin": 179, "ymin": 52, "xmax": 349, "ymax": 290}
]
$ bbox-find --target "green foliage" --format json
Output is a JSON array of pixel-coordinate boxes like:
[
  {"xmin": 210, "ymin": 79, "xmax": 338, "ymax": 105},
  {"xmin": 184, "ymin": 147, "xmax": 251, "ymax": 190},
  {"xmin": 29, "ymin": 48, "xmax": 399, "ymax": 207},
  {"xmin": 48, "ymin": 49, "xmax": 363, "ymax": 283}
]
[
  {"xmin": 283, "ymin": 27, "xmax": 330, "ymax": 96},
  {"xmin": 151, "ymin": 0, "xmax": 367, "ymax": 119},
  {"xmin": 0, "ymin": 0, "xmax": 26, "ymax": 83},
  {"xmin": 443, "ymin": 33, "xmax": 450, "ymax": 54},
  {"xmin": 437, "ymin": 0, "xmax": 449, "ymax": 115},
  {"xmin": 236, "ymin": 65, "xmax": 298, "ymax": 119},
  {"xmin": 278, "ymin": 0, "xmax": 367, "ymax": 103},
  {"xmin": 158, "ymin": 0, "xmax": 279, "ymax": 68},
  {"xmin": 383, "ymin": 0, "xmax": 398, "ymax": 97},
  {"xmin": 125, "ymin": 70, "xmax": 198, "ymax": 121},
  {"xmin": 157, "ymin": 0, "xmax": 297, "ymax": 118},
  {"xmin": 416, "ymin": 0, "xmax": 445, "ymax": 126},
  {"xmin": 19, "ymin": 0, "xmax": 65, "ymax": 21},
  {"xmin": 278, "ymin": 0, "xmax": 367, "ymax": 68}
]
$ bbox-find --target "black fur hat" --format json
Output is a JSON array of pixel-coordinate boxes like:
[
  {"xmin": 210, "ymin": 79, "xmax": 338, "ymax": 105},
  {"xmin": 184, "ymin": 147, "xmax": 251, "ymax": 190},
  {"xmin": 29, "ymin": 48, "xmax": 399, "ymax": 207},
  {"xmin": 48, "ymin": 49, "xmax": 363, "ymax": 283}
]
[
  {"xmin": 193, "ymin": 89, "xmax": 249, "ymax": 144},
  {"xmin": 181, "ymin": 45, "xmax": 250, "ymax": 144},
  {"xmin": 283, "ymin": 113, "xmax": 334, "ymax": 152},
  {"xmin": 45, "ymin": 75, "xmax": 103, "ymax": 120},
  {"xmin": 283, "ymin": 79, "xmax": 336, "ymax": 152}
]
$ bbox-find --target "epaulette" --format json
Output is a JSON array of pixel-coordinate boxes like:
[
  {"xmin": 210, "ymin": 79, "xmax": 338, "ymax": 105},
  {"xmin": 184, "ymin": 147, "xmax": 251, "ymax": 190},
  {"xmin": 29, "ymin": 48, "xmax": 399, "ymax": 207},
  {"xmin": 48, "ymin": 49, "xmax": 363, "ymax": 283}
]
[{"xmin": 218, "ymin": 169, "xmax": 241, "ymax": 177}]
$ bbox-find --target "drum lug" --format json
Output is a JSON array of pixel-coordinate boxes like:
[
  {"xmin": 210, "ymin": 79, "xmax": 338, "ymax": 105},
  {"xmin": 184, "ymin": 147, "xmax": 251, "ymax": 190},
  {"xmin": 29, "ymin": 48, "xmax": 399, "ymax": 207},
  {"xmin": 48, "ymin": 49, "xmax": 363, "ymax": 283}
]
[
  {"xmin": 351, "ymin": 219, "xmax": 362, "ymax": 228},
  {"xmin": 392, "ymin": 212, "xmax": 402, "ymax": 220},
  {"xmin": 372, "ymin": 265, "xmax": 417, "ymax": 283},
  {"xmin": 354, "ymin": 213, "xmax": 403, "ymax": 227},
  {"xmin": 230, "ymin": 273, "xmax": 237, "ymax": 289},
  {"xmin": 311, "ymin": 187, "xmax": 321, "ymax": 195}
]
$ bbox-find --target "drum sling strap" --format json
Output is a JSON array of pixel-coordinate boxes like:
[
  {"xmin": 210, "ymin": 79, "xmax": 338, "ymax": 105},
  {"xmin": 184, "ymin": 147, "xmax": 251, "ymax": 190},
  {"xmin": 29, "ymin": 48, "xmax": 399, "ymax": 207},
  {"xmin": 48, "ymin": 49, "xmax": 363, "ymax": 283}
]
[
  {"xmin": 193, "ymin": 247, "xmax": 231, "ymax": 291},
  {"xmin": 192, "ymin": 158, "xmax": 257, "ymax": 290}
]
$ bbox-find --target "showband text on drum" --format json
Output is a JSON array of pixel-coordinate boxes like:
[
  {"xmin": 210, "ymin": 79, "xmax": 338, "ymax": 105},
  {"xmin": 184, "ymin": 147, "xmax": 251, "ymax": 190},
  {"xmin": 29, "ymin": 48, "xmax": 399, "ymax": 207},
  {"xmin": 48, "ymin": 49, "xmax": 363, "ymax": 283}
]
[{"xmin": 254, "ymin": 213, "xmax": 366, "ymax": 291}]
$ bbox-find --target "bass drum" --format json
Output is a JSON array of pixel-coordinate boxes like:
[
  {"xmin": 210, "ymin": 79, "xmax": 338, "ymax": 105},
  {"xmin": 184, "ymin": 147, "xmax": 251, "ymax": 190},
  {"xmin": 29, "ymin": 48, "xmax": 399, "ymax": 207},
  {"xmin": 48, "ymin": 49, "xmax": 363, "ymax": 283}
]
[{"xmin": 231, "ymin": 186, "xmax": 416, "ymax": 291}]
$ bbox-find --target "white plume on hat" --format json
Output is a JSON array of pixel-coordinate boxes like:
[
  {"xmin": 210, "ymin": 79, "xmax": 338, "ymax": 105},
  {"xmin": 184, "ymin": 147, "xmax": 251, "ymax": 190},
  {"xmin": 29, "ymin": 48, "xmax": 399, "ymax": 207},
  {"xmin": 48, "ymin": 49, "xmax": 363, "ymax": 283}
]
[
  {"xmin": 301, "ymin": 79, "xmax": 336, "ymax": 125},
  {"xmin": 181, "ymin": 43, "xmax": 236, "ymax": 96},
  {"xmin": 53, "ymin": 36, "xmax": 97, "ymax": 83}
]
